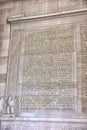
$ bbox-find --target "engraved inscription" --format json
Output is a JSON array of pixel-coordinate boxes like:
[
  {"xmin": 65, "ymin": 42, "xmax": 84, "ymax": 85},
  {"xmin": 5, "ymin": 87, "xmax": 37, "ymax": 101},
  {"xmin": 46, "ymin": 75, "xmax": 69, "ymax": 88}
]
[
  {"xmin": 21, "ymin": 25, "xmax": 74, "ymax": 111},
  {"xmin": 81, "ymin": 24, "xmax": 87, "ymax": 114}
]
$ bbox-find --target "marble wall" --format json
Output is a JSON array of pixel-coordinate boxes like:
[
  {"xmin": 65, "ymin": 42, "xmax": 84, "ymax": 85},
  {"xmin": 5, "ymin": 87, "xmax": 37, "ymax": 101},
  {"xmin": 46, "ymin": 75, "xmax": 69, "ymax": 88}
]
[
  {"xmin": 0, "ymin": 0, "xmax": 87, "ymax": 97},
  {"xmin": 0, "ymin": 0, "xmax": 87, "ymax": 129}
]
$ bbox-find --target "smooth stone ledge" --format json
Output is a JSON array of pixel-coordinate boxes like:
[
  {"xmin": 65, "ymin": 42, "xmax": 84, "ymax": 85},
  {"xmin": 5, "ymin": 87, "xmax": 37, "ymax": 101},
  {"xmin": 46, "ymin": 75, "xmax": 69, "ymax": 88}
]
[
  {"xmin": 8, "ymin": 8, "xmax": 87, "ymax": 23},
  {"xmin": 0, "ymin": 117, "xmax": 87, "ymax": 123}
]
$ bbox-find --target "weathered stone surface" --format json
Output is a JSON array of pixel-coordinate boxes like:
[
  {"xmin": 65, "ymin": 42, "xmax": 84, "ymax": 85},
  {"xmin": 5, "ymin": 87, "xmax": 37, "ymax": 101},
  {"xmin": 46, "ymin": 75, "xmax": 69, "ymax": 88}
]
[
  {"xmin": 1, "ymin": 118, "xmax": 87, "ymax": 130},
  {"xmin": 0, "ymin": 0, "xmax": 87, "ymax": 129},
  {"xmin": 21, "ymin": 24, "xmax": 74, "ymax": 111},
  {"xmin": 80, "ymin": 23, "xmax": 87, "ymax": 115}
]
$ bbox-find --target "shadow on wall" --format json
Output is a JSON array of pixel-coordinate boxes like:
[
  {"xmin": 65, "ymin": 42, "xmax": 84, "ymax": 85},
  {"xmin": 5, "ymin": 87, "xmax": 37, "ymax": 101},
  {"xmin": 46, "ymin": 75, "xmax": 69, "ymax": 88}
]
[
  {"xmin": 2, "ymin": 127, "xmax": 11, "ymax": 130},
  {"xmin": 0, "ymin": 0, "xmax": 11, "ymax": 4},
  {"xmin": 0, "ymin": 34, "xmax": 3, "ymax": 60},
  {"xmin": 0, "ymin": 10, "xmax": 4, "ymax": 58},
  {"xmin": 83, "ymin": 0, "xmax": 87, "ymax": 4}
]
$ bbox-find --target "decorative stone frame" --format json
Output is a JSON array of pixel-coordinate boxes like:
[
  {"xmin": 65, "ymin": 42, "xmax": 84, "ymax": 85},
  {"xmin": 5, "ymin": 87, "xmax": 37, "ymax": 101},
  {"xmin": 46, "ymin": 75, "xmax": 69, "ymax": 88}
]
[{"xmin": 6, "ymin": 8, "xmax": 87, "ymax": 118}]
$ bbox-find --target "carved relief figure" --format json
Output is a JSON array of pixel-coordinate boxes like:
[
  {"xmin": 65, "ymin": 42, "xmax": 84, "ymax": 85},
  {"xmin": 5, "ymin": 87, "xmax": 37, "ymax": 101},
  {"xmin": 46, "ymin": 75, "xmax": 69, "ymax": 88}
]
[
  {"xmin": 6, "ymin": 95, "xmax": 19, "ymax": 116},
  {"xmin": 0, "ymin": 96, "xmax": 6, "ymax": 116}
]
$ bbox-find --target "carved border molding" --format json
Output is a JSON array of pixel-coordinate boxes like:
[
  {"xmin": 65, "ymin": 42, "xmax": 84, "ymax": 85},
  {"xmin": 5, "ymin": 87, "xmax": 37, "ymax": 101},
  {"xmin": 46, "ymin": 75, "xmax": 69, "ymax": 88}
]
[
  {"xmin": 0, "ymin": 117, "xmax": 87, "ymax": 123},
  {"xmin": 8, "ymin": 8, "xmax": 87, "ymax": 23},
  {"xmin": 5, "ymin": 4, "xmax": 87, "ymax": 121},
  {"xmin": 0, "ymin": 0, "xmax": 12, "ymax": 3}
]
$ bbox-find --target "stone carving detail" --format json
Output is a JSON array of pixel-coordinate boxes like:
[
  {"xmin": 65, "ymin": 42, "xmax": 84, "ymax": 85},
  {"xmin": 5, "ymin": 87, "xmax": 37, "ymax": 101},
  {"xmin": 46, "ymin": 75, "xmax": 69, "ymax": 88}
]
[
  {"xmin": 1, "ymin": 124, "xmax": 87, "ymax": 130},
  {"xmin": 80, "ymin": 24, "xmax": 87, "ymax": 114},
  {"xmin": 0, "ymin": 96, "xmax": 19, "ymax": 117},
  {"xmin": 22, "ymin": 24, "xmax": 74, "ymax": 112},
  {"xmin": 6, "ymin": 95, "xmax": 19, "ymax": 117}
]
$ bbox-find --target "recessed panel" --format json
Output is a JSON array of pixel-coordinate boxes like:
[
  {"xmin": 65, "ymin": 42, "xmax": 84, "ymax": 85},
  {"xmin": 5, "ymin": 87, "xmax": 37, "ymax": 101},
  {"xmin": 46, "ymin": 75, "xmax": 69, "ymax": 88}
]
[{"xmin": 21, "ymin": 24, "xmax": 74, "ymax": 113}]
